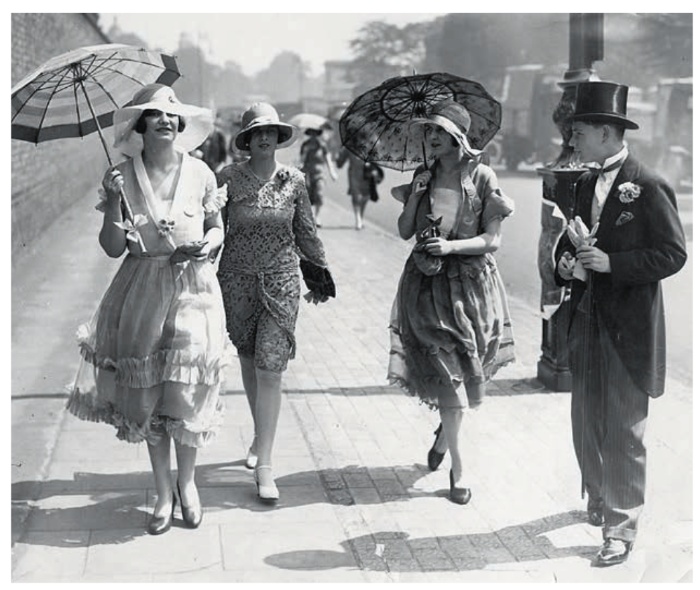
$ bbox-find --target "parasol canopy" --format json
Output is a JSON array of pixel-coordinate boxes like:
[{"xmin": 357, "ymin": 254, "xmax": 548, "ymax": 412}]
[{"xmin": 339, "ymin": 72, "xmax": 502, "ymax": 171}]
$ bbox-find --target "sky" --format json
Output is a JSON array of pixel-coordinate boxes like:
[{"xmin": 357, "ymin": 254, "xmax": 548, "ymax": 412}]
[{"xmin": 100, "ymin": 12, "xmax": 448, "ymax": 77}]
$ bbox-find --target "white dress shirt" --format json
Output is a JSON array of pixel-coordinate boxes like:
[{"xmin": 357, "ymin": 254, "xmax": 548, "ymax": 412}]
[{"xmin": 591, "ymin": 145, "xmax": 628, "ymax": 224}]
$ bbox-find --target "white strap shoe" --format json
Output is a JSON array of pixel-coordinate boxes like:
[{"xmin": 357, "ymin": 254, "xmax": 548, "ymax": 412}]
[{"xmin": 254, "ymin": 465, "xmax": 279, "ymax": 502}]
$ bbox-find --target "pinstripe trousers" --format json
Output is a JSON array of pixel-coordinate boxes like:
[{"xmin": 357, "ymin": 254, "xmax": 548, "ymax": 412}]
[{"xmin": 568, "ymin": 292, "xmax": 649, "ymax": 543}]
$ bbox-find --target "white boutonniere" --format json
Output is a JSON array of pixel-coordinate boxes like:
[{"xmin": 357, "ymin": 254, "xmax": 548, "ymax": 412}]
[{"xmin": 618, "ymin": 182, "xmax": 641, "ymax": 204}]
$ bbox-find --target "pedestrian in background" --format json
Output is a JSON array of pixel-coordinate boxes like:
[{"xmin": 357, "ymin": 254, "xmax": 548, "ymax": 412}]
[
  {"xmin": 216, "ymin": 103, "xmax": 335, "ymax": 503},
  {"xmin": 336, "ymin": 146, "xmax": 384, "ymax": 230},
  {"xmin": 299, "ymin": 126, "xmax": 337, "ymax": 227},
  {"xmin": 228, "ymin": 120, "xmax": 249, "ymax": 165},
  {"xmin": 555, "ymin": 81, "xmax": 686, "ymax": 567},
  {"xmin": 67, "ymin": 84, "xmax": 229, "ymax": 535},
  {"xmin": 388, "ymin": 99, "xmax": 515, "ymax": 505},
  {"xmin": 195, "ymin": 117, "xmax": 227, "ymax": 172}
]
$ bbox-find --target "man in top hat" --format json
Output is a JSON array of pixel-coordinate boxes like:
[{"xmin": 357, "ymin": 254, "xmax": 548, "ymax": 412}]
[{"xmin": 554, "ymin": 81, "xmax": 686, "ymax": 566}]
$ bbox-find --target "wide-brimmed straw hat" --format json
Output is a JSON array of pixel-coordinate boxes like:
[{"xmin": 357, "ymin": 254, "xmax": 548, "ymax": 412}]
[
  {"xmin": 234, "ymin": 102, "xmax": 298, "ymax": 150},
  {"xmin": 409, "ymin": 99, "xmax": 481, "ymax": 158},
  {"xmin": 113, "ymin": 83, "xmax": 214, "ymax": 158}
]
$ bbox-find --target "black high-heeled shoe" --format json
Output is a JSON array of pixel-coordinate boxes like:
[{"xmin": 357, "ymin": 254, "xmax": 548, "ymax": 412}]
[
  {"xmin": 449, "ymin": 469, "xmax": 472, "ymax": 505},
  {"xmin": 177, "ymin": 481, "xmax": 203, "ymax": 529},
  {"xmin": 147, "ymin": 492, "xmax": 176, "ymax": 535},
  {"xmin": 428, "ymin": 424, "xmax": 446, "ymax": 471}
]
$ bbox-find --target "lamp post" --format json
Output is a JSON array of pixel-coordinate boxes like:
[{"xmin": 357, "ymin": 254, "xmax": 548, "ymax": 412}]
[{"xmin": 536, "ymin": 13, "xmax": 604, "ymax": 391}]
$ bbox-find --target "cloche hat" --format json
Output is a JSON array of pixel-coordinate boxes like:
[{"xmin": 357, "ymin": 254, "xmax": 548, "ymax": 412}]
[
  {"xmin": 569, "ymin": 81, "xmax": 639, "ymax": 130},
  {"xmin": 112, "ymin": 84, "xmax": 214, "ymax": 157},
  {"xmin": 234, "ymin": 102, "xmax": 298, "ymax": 150},
  {"xmin": 409, "ymin": 99, "xmax": 481, "ymax": 158}
]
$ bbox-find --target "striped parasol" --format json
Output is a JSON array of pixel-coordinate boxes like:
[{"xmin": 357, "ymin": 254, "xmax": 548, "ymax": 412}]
[
  {"xmin": 11, "ymin": 44, "xmax": 181, "ymax": 248},
  {"xmin": 11, "ymin": 43, "xmax": 180, "ymax": 157}
]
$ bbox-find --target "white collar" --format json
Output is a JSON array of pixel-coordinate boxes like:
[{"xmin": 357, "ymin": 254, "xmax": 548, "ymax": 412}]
[{"xmin": 601, "ymin": 144, "xmax": 628, "ymax": 171}]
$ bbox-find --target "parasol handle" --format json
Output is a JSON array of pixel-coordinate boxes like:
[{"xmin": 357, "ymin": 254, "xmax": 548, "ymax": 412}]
[
  {"xmin": 422, "ymin": 141, "xmax": 428, "ymax": 169},
  {"xmin": 76, "ymin": 77, "xmax": 136, "ymax": 224}
]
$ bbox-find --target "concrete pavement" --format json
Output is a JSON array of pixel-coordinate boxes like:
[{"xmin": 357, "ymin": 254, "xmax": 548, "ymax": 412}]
[{"xmin": 11, "ymin": 184, "xmax": 692, "ymax": 582}]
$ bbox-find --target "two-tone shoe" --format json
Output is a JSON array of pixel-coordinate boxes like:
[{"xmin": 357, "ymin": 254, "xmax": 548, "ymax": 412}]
[{"xmin": 593, "ymin": 538, "xmax": 632, "ymax": 567}]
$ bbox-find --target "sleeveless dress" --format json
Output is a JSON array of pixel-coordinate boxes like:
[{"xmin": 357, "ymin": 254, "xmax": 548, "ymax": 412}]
[
  {"xmin": 388, "ymin": 160, "xmax": 516, "ymax": 410},
  {"xmin": 216, "ymin": 161, "xmax": 328, "ymax": 373},
  {"xmin": 67, "ymin": 153, "xmax": 230, "ymax": 447}
]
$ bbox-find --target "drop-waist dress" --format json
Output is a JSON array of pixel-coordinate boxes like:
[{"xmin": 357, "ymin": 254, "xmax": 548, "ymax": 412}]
[
  {"xmin": 67, "ymin": 153, "xmax": 230, "ymax": 447},
  {"xmin": 388, "ymin": 160, "xmax": 516, "ymax": 410},
  {"xmin": 216, "ymin": 162, "xmax": 328, "ymax": 373}
]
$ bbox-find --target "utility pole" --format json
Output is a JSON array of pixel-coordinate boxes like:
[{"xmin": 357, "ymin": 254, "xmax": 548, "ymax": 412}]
[{"xmin": 536, "ymin": 14, "xmax": 604, "ymax": 391}]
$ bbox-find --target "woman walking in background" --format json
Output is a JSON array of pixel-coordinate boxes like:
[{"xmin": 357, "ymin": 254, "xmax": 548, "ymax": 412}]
[
  {"xmin": 388, "ymin": 100, "xmax": 515, "ymax": 504},
  {"xmin": 68, "ymin": 84, "xmax": 229, "ymax": 534},
  {"xmin": 336, "ymin": 146, "xmax": 384, "ymax": 230},
  {"xmin": 299, "ymin": 126, "xmax": 337, "ymax": 227},
  {"xmin": 216, "ymin": 103, "xmax": 335, "ymax": 503}
]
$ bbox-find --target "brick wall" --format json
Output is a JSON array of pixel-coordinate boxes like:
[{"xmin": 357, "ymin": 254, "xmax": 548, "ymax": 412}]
[{"xmin": 11, "ymin": 14, "xmax": 111, "ymax": 265}]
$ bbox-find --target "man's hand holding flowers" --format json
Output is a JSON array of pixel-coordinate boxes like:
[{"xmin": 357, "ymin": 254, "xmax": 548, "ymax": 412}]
[{"xmin": 564, "ymin": 216, "xmax": 608, "ymax": 280}]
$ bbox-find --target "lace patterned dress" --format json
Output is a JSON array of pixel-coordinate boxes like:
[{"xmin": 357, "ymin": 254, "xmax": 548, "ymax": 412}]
[
  {"xmin": 388, "ymin": 160, "xmax": 516, "ymax": 410},
  {"xmin": 67, "ymin": 153, "xmax": 230, "ymax": 447},
  {"xmin": 216, "ymin": 161, "xmax": 328, "ymax": 372}
]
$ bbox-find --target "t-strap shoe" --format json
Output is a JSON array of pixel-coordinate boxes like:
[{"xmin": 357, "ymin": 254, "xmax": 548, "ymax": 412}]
[
  {"xmin": 593, "ymin": 538, "xmax": 632, "ymax": 567},
  {"xmin": 254, "ymin": 465, "xmax": 279, "ymax": 503},
  {"xmin": 427, "ymin": 424, "xmax": 446, "ymax": 471}
]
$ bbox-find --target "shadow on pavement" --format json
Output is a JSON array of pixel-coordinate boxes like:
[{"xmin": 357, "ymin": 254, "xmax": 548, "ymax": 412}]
[
  {"xmin": 264, "ymin": 510, "xmax": 597, "ymax": 572},
  {"xmin": 11, "ymin": 461, "xmax": 455, "ymax": 547}
]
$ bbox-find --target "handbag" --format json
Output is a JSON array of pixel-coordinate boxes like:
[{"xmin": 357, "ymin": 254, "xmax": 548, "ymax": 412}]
[
  {"xmin": 411, "ymin": 214, "xmax": 444, "ymax": 276},
  {"xmin": 364, "ymin": 162, "xmax": 384, "ymax": 202},
  {"xmin": 299, "ymin": 259, "xmax": 336, "ymax": 299}
]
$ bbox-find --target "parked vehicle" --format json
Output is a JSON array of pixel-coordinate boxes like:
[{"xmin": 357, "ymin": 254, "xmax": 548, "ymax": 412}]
[
  {"xmin": 495, "ymin": 64, "xmax": 563, "ymax": 170},
  {"xmin": 627, "ymin": 78, "xmax": 692, "ymax": 190}
]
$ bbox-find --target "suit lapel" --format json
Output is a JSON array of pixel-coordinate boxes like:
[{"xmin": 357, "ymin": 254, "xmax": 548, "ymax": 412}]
[
  {"xmin": 597, "ymin": 156, "xmax": 642, "ymax": 235},
  {"xmin": 575, "ymin": 173, "xmax": 597, "ymax": 228}
]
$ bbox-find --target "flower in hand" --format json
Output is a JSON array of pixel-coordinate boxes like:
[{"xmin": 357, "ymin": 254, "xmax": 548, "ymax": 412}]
[
  {"xmin": 565, "ymin": 216, "xmax": 602, "ymax": 281},
  {"xmin": 566, "ymin": 216, "xmax": 598, "ymax": 248}
]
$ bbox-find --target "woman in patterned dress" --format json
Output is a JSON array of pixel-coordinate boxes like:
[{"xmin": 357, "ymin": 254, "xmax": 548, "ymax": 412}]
[
  {"xmin": 388, "ymin": 100, "xmax": 516, "ymax": 504},
  {"xmin": 68, "ymin": 84, "xmax": 229, "ymax": 534},
  {"xmin": 216, "ymin": 103, "xmax": 335, "ymax": 503}
]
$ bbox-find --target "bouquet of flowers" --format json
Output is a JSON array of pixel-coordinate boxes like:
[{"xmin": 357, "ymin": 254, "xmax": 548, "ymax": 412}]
[{"xmin": 566, "ymin": 216, "xmax": 599, "ymax": 282}]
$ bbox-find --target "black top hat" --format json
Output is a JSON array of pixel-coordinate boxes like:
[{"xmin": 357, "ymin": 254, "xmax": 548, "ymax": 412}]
[{"xmin": 569, "ymin": 81, "xmax": 639, "ymax": 130}]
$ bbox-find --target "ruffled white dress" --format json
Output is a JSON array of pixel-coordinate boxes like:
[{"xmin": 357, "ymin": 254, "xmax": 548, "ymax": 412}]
[{"xmin": 67, "ymin": 153, "xmax": 230, "ymax": 448}]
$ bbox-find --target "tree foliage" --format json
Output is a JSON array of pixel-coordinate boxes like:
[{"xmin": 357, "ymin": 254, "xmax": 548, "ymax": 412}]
[{"xmin": 348, "ymin": 21, "xmax": 435, "ymax": 90}]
